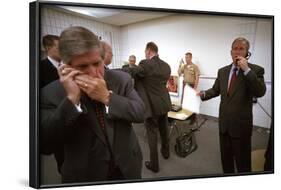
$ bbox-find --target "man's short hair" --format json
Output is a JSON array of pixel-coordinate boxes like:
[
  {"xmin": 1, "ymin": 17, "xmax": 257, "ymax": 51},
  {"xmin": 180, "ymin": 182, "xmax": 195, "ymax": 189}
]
[
  {"xmin": 42, "ymin": 34, "xmax": 59, "ymax": 50},
  {"xmin": 146, "ymin": 42, "xmax": 158, "ymax": 53},
  {"xmin": 59, "ymin": 26, "xmax": 100, "ymax": 64},
  {"xmin": 129, "ymin": 55, "xmax": 136, "ymax": 60},
  {"xmin": 231, "ymin": 37, "xmax": 250, "ymax": 52},
  {"xmin": 185, "ymin": 52, "xmax": 192, "ymax": 57}
]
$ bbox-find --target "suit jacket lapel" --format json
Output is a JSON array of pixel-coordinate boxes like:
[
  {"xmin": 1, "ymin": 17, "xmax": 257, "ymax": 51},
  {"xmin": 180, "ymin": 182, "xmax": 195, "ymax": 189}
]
[
  {"xmin": 81, "ymin": 96, "xmax": 107, "ymax": 146},
  {"xmin": 223, "ymin": 65, "xmax": 232, "ymax": 96},
  {"xmin": 103, "ymin": 72, "xmax": 115, "ymax": 149},
  {"xmin": 104, "ymin": 116, "xmax": 114, "ymax": 149},
  {"xmin": 47, "ymin": 59, "xmax": 58, "ymax": 72},
  {"xmin": 104, "ymin": 70, "xmax": 114, "ymax": 90}
]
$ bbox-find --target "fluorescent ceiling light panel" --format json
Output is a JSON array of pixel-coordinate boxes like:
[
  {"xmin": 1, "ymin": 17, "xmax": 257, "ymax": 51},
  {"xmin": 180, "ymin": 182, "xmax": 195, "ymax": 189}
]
[{"xmin": 59, "ymin": 6, "xmax": 124, "ymax": 18}]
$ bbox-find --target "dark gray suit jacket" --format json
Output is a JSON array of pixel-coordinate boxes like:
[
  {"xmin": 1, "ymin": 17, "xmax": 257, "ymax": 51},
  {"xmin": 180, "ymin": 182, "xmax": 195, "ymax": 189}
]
[
  {"xmin": 122, "ymin": 64, "xmax": 137, "ymax": 69},
  {"xmin": 40, "ymin": 69, "xmax": 145, "ymax": 183},
  {"xmin": 202, "ymin": 63, "xmax": 266, "ymax": 137},
  {"xmin": 123, "ymin": 56, "xmax": 172, "ymax": 118}
]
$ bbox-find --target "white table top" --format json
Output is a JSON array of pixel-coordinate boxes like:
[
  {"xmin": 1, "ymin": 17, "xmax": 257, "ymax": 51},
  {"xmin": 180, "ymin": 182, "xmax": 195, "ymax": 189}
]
[{"xmin": 168, "ymin": 108, "xmax": 193, "ymax": 121}]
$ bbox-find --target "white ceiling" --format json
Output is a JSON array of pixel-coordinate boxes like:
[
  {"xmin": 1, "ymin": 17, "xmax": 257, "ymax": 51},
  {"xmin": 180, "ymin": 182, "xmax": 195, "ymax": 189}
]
[{"xmin": 58, "ymin": 6, "xmax": 174, "ymax": 26}]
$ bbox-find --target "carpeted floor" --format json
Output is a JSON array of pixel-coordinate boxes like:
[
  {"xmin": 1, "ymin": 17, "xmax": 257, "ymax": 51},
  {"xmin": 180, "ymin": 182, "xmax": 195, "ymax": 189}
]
[
  {"xmin": 40, "ymin": 115, "xmax": 270, "ymax": 185},
  {"xmin": 135, "ymin": 116, "xmax": 270, "ymax": 179}
]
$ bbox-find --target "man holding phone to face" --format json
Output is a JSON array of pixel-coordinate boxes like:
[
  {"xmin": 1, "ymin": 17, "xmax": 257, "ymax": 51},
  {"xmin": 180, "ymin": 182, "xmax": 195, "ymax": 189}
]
[
  {"xmin": 198, "ymin": 37, "xmax": 266, "ymax": 173},
  {"xmin": 40, "ymin": 26, "xmax": 145, "ymax": 183}
]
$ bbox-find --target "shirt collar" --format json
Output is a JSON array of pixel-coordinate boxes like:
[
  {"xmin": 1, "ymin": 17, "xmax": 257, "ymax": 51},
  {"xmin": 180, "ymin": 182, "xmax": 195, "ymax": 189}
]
[
  {"xmin": 47, "ymin": 56, "xmax": 61, "ymax": 69},
  {"xmin": 149, "ymin": 54, "xmax": 158, "ymax": 60},
  {"xmin": 231, "ymin": 63, "xmax": 239, "ymax": 72}
]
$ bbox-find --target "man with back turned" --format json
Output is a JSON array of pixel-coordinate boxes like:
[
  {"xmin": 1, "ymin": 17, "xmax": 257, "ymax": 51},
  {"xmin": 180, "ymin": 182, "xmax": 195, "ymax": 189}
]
[{"xmin": 123, "ymin": 42, "xmax": 172, "ymax": 173}]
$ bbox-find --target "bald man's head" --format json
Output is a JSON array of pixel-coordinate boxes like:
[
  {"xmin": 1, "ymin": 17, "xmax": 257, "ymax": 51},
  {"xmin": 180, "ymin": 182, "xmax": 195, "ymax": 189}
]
[{"xmin": 100, "ymin": 41, "xmax": 113, "ymax": 66}]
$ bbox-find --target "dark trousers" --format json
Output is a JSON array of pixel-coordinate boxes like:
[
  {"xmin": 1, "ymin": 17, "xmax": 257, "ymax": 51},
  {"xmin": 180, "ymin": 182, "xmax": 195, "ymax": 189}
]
[
  {"xmin": 145, "ymin": 114, "xmax": 169, "ymax": 169},
  {"xmin": 107, "ymin": 165, "xmax": 125, "ymax": 180},
  {"xmin": 219, "ymin": 132, "xmax": 251, "ymax": 173}
]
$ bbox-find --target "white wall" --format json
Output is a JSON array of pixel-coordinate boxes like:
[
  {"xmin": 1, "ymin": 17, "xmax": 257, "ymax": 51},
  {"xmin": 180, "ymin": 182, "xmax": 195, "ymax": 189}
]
[
  {"xmin": 41, "ymin": 7, "xmax": 272, "ymax": 128},
  {"xmin": 41, "ymin": 6, "xmax": 123, "ymax": 69},
  {"xmin": 120, "ymin": 14, "xmax": 272, "ymax": 128}
]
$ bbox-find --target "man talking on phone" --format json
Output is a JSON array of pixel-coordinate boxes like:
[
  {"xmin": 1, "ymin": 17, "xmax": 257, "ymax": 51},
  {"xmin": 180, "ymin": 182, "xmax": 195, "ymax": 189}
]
[
  {"xmin": 198, "ymin": 37, "xmax": 266, "ymax": 173},
  {"xmin": 40, "ymin": 26, "xmax": 145, "ymax": 183}
]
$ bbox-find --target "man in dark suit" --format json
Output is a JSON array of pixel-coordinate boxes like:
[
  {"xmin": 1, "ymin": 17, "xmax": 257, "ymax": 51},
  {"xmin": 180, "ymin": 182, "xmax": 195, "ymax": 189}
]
[
  {"xmin": 40, "ymin": 26, "xmax": 145, "ymax": 183},
  {"xmin": 123, "ymin": 42, "xmax": 172, "ymax": 173},
  {"xmin": 40, "ymin": 34, "xmax": 61, "ymax": 88},
  {"xmin": 40, "ymin": 34, "xmax": 65, "ymax": 175},
  {"xmin": 199, "ymin": 37, "xmax": 266, "ymax": 173},
  {"xmin": 122, "ymin": 55, "xmax": 137, "ymax": 87},
  {"xmin": 122, "ymin": 55, "xmax": 137, "ymax": 69}
]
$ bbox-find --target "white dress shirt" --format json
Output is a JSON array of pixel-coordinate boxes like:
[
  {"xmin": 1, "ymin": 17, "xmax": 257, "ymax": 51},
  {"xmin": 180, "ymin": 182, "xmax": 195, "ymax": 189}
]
[
  {"xmin": 47, "ymin": 56, "xmax": 61, "ymax": 69},
  {"xmin": 227, "ymin": 63, "xmax": 251, "ymax": 89}
]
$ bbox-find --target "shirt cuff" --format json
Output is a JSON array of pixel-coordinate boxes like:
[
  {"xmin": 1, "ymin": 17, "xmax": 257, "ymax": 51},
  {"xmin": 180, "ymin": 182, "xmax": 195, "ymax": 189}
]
[
  {"xmin": 243, "ymin": 67, "xmax": 251, "ymax": 76},
  {"xmin": 200, "ymin": 91, "xmax": 205, "ymax": 99},
  {"xmin": 104, "ymin": 90, "xmax": 113, "ymax": 114},
  {"xmin": 74, "ymin": 102, "xmax": 83, "ymax": 113},
  {"xmin": 105, "ymin": 105, "xmax": 109, "ymax": 114}
]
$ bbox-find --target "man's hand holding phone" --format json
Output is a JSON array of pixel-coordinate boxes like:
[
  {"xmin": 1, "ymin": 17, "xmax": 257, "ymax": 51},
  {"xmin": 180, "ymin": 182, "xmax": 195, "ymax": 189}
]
[
  {"xmin": 235, "ymin": 56, "xmax": 249, "ymax": 71},
  {"xmin": 58, "ymin": 64, "xmax": 82, "ymax": 105}
]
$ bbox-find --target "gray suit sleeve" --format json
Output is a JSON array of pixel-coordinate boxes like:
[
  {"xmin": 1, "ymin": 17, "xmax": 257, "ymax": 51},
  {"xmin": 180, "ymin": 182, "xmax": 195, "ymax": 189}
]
[
  {"xmin": 40, "ymin": 97, "xmax": 81, "ymax": 153},
  {"xmin": 244, "ymin": 67, "xmax": 266, "ymax": 97},
  {"xmin": 202, "ymin": 70, "xmax": 221, "ymax": 101},
  {"xmin": 106, "ymin": 78, "xmax": 145, "ymax": 123}
]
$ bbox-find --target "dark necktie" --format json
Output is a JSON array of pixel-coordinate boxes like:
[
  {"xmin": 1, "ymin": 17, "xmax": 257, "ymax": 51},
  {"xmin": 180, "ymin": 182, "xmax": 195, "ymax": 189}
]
[
  {"xmin": 91, "ymin": 101, "xmax": 118, "ymax": 178},
  {"xmin": 227, "ymin": 67, "xmax": 238, "ymax": 96},
  {"xmin": 93, "ymin": 101, "xmax": 106, "ymax": 130}
]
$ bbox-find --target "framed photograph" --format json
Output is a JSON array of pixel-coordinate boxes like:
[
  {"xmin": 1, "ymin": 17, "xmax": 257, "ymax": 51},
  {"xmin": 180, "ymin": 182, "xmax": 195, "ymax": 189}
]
[
  {"xmin": 167, "ymin": 75, "xmax": 179, "ymax": 96},
  {"xmin": 30, "ymin": 0, "xmax": 274, "ymax": 188}
]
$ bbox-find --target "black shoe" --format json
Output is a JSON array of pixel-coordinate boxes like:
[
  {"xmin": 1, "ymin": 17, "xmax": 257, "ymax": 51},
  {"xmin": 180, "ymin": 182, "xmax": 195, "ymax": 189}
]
[
  {"xmin": 161, "ymin": 147, "xmax": 170, "ymax": 159},
  {"xmin": 145, "ymin": 161, "xmax": 159, "ymax": 173}
]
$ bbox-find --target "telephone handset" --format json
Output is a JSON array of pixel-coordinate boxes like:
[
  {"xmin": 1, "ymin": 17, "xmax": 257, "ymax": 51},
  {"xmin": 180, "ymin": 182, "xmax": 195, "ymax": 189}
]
[
  {"xmin": 235, "ymin": 51, "xmax": 251, "ymax": 66},
  {"xmin": 245, "ymin": 51, "xmax": 251, "ymax": 60}
]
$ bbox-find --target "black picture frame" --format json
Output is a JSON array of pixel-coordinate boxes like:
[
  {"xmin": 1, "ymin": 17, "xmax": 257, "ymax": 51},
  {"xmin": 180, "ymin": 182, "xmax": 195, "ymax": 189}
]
[{"xmin": 30, "ymin": 1, "xmax": 274, "ymax": 188}]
